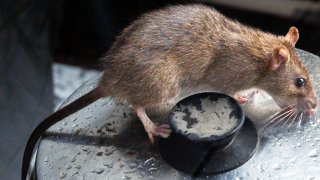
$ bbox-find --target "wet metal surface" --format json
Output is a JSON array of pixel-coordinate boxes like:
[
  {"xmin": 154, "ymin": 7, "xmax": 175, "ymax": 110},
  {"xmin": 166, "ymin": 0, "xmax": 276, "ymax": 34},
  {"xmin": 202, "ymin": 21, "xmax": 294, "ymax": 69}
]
[{"xmin": 36, "ymin": 49, "xmax": 320, "ymax": 179}]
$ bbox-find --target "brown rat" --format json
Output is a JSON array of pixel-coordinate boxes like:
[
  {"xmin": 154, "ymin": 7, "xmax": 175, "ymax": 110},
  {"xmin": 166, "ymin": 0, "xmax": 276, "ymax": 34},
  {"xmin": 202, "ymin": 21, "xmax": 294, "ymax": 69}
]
[
  {"xmin": 99, "ymin": 5, "xmax": 318, "ymax": 138},
  {"xmin": 22, "ymin": 5, "xmax": 318, "ymax": 179}
]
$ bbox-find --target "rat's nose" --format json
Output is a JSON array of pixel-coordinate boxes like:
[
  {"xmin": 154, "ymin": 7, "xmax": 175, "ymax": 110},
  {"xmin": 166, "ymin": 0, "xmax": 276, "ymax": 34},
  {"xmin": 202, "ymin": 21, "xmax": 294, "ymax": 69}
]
[{"xmin": 306, "ymin": 98, "xmax": 317, "ymax": 110}]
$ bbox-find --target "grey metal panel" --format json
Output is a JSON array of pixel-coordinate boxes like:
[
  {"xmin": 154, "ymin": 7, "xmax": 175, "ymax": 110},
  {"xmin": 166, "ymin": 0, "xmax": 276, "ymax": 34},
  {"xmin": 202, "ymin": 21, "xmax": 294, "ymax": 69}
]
[{"xmin": 0, "ymin": 1, "xmax": 53, "ymax": 179}]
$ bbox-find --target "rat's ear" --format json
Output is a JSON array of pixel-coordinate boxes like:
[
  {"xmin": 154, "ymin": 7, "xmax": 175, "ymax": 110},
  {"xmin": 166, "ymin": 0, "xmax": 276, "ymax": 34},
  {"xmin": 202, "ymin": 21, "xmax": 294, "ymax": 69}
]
[
  {"xmin": 269, "ymin": 46, "xmax": 289, "ymax": 71},
  {"xmin": 285, "ymin": 26, "xmax": 299, "ymax": 46}
]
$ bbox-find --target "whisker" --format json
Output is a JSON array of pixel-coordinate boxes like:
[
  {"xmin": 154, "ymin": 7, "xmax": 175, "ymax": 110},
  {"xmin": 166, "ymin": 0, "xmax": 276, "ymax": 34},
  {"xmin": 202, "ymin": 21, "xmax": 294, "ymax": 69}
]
[
  {"xmin": 263, "ymin": 108, "xmax": 295, "ymax": 128},
  {"xmin": 268, "ymin": 109, "xmax": 295, "ymax": 128},
  {"xmin": 265, "ymin": 105, "xmax": 295, "ymax": 122},
  {"xmin": 264, "ymin": 109, "xmax": 292, "ymax": 126},
  {"xmin": 281, "ymin": 109, "xmax": 297, "ymax": 129},
  {"xmin": 297, "ymin": 111, "xmax": 304, "ymax": 127},
  {"xmin": 286, "ymin": 110, "xmax": 299, "ymax": 129},
  {"xmin": 287, "ymin": 111, "xmax": 301, "ymax": 129}
]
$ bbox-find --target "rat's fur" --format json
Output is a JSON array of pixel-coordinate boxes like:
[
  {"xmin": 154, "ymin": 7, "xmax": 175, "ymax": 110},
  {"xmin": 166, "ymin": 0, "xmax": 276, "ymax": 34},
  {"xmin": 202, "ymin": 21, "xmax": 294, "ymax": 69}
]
[{"xmin": 100, "ymin": 5, "xmax": 317, "ymax": 111}]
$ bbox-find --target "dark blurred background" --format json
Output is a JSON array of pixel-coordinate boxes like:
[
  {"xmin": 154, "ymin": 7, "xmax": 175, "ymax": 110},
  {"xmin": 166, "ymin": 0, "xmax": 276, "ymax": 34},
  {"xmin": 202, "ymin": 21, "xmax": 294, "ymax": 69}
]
[
  {"xmin": 1, "ymin": 0, "xmax": 320, "ymax": 179},
  {"xmin": 54, "ymin": 0, "xmax": 320, "ymax": 68}
]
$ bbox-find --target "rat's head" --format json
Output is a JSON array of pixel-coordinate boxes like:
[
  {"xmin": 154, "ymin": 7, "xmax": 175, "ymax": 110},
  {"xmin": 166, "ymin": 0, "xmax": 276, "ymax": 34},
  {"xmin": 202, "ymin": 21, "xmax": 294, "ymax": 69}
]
[{"xmin": 258, "ymin": 27, "xmax": 318, "ymax": 115}]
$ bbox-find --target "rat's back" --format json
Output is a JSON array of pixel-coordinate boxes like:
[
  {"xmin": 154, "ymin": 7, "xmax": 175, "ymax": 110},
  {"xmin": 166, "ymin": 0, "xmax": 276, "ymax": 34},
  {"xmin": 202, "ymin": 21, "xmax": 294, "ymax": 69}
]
[{"xmin": 100, "ymin": 5, "xmax": 249, "ymax": 106}]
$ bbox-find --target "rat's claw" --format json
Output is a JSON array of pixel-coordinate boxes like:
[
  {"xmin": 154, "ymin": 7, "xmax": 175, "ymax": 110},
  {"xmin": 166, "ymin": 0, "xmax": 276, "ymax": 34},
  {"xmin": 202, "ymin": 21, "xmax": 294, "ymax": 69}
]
[
  {"xmin": 156, "ymin": 124, "xmax": 172, "ymax": 137},
  {"xmin": 159, "ymin": 124, "xmax": 170, "ymax": 128},
  {"xmin": 157, "ymin": 132, "xmax": 170, "ymax": 138},
  {"xmin": 157, "ymin": 124, "xmax": 172, "ymax": 133},
  {"xmin": 147, "ymin": 131, "xmax": 155, "ymax": 144}
]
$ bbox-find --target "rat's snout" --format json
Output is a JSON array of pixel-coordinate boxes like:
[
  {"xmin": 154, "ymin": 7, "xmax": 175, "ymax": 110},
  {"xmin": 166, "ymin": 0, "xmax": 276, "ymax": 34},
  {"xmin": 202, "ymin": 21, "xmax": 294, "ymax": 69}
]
[
  {"xmin": 302, "ymin": 96, "xmax": 318, "ymax": 116},
  {"xmin": 305, "ymin": 98, "xmax": 318, "ymax": 110}
]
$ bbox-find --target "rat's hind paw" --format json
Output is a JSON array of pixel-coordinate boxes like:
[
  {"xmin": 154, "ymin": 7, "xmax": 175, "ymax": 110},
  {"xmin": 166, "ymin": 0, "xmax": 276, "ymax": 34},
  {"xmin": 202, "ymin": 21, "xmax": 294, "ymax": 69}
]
[
  {"xmin": 134, "ymin": 106, "xmax": 172, "ymax": 143},
  {"xmin": 156, "ymin": 124, "xmax": 172, "ymax": 138},
  {"xmin": 145, "ymin": 124, "xmax": 171, "ymax": 143}
]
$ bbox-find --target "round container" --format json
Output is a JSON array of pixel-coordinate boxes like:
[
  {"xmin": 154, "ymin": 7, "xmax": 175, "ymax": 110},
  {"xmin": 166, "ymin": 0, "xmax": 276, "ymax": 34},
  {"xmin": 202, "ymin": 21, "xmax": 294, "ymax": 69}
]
[
  {"xmin": 169, "ymin": 92, "xmax": 245, "ymax": 150},
  {"xmin": 159, "ymin": 92, "xmax": 257, "ymax": 176}
]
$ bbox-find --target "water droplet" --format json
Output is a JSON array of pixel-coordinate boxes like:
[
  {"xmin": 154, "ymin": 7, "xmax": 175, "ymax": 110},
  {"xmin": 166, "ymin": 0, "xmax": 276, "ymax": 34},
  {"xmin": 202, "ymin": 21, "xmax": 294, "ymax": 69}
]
[
  {"xmin": 289, "ymin": 156, "xmax": 297, "ymax": 163},
  {"xmin": 63, "ymin": 122, "xmax": 67, "ymax": 125},
  {"xmin": 137, "ymin": 163, "xmax": 143, "ymax": 169},
  {"xmin": 272, "ymin": 164, "xmax": 281, "ymax": 170},
  {"xmin": 122, "ymin": 175, "xmax": 131, "ymax": 180},
  {"xmin": 308, "ymin": 149, "xmax": 318, "ymax": 157},
  {"xmin": 58, "ymin": 127, "xmax": 64, "ymax": 131},
  {"xmin": 281, "ymin": 171, "xmax": 297, "ymax": 178},
  {"xmin": 74, "ymin": 165, "xmax": 81, "ymax": 169},
  {"xmin": 65, "ymin": 165, "xmax": 72, "ymax": 170},
  {"xmin": 128, "ymin": 162, "xmax": 137, "ymax": 169},
  {"xmin": 85, "ymin": 115, "xmax": 92, "ymax": 119},
  {"xmin": 124, "ymin": 168, "xmax": 136, "ymax": 173},
  {"xmin": 59, "ymin": 171, "xmax": 67, "ymax": 179},
  {"xmin": 149, "ymin": 167, "xmax": 157, "ymax": 172},
  {"xmin": 44, "ymin": 157, "xmax": 48, "ymax": 162},
  {"xmin": 144, "ymin": 157, "xmax": 154, "ymax": 165},
  {"xmin": 103, "ymin": 162, "xmax": 113, "ymax": 168},
  {"xmin": 72, "ymin": 124, "xmax": 78, "ymax": 128},
  {"xmin": 258, "ymin": 164, "xmax": 264, "ymax": 172},
  {"xmin": 91, "ymin": 168, "xmax": 105, "ymax": 174},
  {"xmin": 306, "ymin": 175, "xmax": 315, "ymax": 180},
  {"xmin": 241, "ymin": 172, "xmax": 250, "ymax": 177},
  {"xmin": 119, "ymin": 162, "xmax": 125, "ymax": 168},
  {"xmin": 105, "ymin": 146, "xmax": 115, "ymax": 155},
  {"xmin": 72, "ymin": 118, "xmax": 77, "ymax": 122},
  {"xmin": 70, "ymin": 155, "xmax": 77, "ymax": 162}
]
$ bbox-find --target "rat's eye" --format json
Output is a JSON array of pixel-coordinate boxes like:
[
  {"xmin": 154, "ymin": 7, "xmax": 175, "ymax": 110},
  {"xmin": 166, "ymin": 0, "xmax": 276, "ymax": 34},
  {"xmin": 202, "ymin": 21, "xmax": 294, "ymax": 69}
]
[{"xmin": 295, "ymin": 78, "xmax": 305, "ymax": 88}]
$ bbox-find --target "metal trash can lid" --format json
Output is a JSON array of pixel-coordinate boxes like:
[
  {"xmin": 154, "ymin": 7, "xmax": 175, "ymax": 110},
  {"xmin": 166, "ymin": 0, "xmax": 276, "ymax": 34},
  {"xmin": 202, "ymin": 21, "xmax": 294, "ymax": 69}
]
[{"xmin": 36, "ymin": 49, "xmax": 320, "ymax": 179}]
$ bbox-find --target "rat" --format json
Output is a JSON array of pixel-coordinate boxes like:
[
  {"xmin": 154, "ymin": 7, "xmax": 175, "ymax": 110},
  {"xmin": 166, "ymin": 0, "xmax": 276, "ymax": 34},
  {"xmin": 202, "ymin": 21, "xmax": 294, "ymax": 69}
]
[{"xmin": 22, "ymin": 5, "xmax": 318, "ymax": 179}]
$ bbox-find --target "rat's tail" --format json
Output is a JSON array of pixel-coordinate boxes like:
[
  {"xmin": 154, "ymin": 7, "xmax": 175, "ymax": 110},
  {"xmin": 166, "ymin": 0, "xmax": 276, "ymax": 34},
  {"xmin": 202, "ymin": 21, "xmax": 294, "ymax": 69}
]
[{"xmin": 21, "ymin": 87, "xmax": 103, "ymax": 180}]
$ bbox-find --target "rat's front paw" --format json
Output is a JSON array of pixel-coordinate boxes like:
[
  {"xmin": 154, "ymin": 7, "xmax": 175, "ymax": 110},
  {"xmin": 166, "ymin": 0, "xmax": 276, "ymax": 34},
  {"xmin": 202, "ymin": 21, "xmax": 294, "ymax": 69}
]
[{"xmin": 234, "ymin": 94, "xmax": 248, "ymax": 105}]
